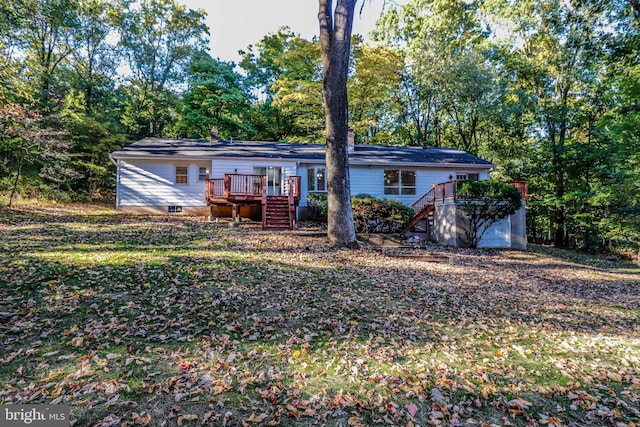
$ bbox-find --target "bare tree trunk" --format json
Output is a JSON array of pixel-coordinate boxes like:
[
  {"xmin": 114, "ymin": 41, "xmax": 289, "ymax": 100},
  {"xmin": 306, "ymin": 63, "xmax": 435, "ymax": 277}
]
[
  {"xmin": 318, "ymin": 0, "xmax": 358, "ymax": 247},
  {"xmin": 8, "ymin": 152, "xmax": 24, "ymax": 208}
]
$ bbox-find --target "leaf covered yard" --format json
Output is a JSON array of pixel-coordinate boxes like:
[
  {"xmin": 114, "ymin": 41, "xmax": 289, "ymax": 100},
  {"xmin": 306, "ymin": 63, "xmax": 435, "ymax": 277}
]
[{"xmin": 1, "ymin": 206, "xmax": 639, "ymax": 426}]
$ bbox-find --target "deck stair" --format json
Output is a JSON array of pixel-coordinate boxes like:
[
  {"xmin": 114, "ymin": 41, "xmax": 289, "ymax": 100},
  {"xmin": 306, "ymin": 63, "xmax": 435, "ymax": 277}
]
[
  {"xmin": 263, "ymin": 196, "xmax": 294, "ymax": 230},
  {"xmin": 403, "ymin": 203, "xmax": 436, "ymax": 234},
  {"xmin": 401, "ymin": 181, "xmax": 457, "ymax": 235},
  {"xmin": 401, "ymin": 180, "xmax": 529, "ymax": 236}
]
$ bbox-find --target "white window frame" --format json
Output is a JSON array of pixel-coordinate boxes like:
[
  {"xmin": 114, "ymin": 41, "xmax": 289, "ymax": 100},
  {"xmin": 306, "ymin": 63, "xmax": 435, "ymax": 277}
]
[
  {"xmin": 198, "ymin": 166, "xmax": 209, "ymax": 181},
  {"xmin": 175, "ymin": 166, "xmax": 188, "ymax": 184},
  {"xmin": 456, "ymin": 173, "xmax": 479, "ymax": 181},
  {"xmin": 384, "ymin": 169, "xmax": 416, "ymax": 195},
  {"xmin": 307, "ymin": 166, "xmax": 327, "ymax": 192}
]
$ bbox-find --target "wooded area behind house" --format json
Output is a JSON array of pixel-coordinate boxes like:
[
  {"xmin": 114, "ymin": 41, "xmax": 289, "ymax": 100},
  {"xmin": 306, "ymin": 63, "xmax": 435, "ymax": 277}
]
[{"xmin": 0, "ymin": 0, "xmax": 638, "ymax": 252}]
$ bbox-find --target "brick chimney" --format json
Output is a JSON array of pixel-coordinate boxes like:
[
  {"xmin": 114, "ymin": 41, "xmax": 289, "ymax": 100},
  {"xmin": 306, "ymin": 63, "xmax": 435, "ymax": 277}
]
[
  {"xmin": 210, "ymin": 126, "xmax": 219, "ymax": 143},
  {"xmin": 347, "ymin": 128, "xmax": 355, "ymax": 152}
]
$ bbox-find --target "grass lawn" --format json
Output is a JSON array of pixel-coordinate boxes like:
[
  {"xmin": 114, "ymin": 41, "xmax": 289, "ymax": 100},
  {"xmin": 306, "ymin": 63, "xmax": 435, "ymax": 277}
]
[{"xmin": 1, "ymin": 204, "xmax": 639, "ymax": 426}]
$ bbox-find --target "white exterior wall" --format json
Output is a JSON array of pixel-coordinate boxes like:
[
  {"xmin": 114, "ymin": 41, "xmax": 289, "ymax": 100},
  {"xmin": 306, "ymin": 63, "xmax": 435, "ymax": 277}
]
[
  {"xmin": 478, "ymin": 217, "xmax": 512, "ymax": 248},
  {"xmin": 116, "ymin": 159, "xmax": 210, "ymax": 207},
  {"xmin": 299, "ymin": 164, "xmax": 491, "ymax": 207}
]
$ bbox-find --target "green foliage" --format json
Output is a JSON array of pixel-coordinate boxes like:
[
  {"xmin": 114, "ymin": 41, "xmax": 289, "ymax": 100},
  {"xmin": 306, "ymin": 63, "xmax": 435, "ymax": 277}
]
[
  {"xmin": 174, "ymin": 53, "xmax": 253, "ymax": 140},
  {"xmin": 375, "ymin": 0, "xmax": 496, "ymax": 150},
  {"xmin": 306, "ymin": 192, "xmax": 328, "ymax": 221},
  {"xmin": 352, "ymin": 195, "xmax": 414, "ymax": 233},
  {"xmin": 308, "ymin": 193, "xmax": 414, "ymax": 234},
  {"xmin": 348, "ymin": 42, "xmax": 403, "ymax": 145},
  {"xmin": 240, "ymin": 27, "xmax": 325, "ymax": 142},
  {"xmin": 0, "ymin": 104, "xmax": 76, "ymax": 206},
  {"xmin": 456, "ymin": 180, "xmax": 523, "ymax": 248},
  {"xmin": 116, "ymin": 0, "xmax": 209, "ymax": 137}
]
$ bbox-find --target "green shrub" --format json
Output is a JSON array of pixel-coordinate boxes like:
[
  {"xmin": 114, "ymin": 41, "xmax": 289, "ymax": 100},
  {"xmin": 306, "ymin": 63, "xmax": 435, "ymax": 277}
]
[
  {"xmin": 306, "ymin": 192, "xmax": 328, "ymax": 221},
  {"xmin": 456, "ymin": 180, "xmax": 523, "ymax": 248},
  {"xmin": 305, "ymin": 193, "xmax": 414, "ymax": 233},
  {"xmin": 351, "ymin": 194, "xmax": 414, "ymax": 233}
]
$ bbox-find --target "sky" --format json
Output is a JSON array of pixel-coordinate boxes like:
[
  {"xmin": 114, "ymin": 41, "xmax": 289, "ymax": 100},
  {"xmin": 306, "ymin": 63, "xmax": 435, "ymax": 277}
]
[{"xmin": 180, "ymin": 0, "xmax": 400, "ymax": 63}]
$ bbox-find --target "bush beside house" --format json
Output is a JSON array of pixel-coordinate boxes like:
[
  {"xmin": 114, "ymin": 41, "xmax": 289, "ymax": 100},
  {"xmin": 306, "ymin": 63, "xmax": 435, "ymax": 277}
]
[{"xmin": 306, "ymin": 193, "xmax": 414, "ymax": 233}]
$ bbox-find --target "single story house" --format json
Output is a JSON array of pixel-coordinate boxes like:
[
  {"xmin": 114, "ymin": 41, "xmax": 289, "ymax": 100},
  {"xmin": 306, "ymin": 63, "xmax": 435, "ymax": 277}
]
[{"xmin": 109, "ymin": 135, "xmax": 526, "ymax": 249}]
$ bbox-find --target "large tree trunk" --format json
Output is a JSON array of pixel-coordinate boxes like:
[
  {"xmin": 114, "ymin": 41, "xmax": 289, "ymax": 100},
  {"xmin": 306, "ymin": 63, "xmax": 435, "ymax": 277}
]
[
  {"xmin": 549, "ymin": 117, "xmax": 567, "ymax": 248},
  {"xmin": 318, "ymin": 0, "xmax": 358, "ymax": 247}
]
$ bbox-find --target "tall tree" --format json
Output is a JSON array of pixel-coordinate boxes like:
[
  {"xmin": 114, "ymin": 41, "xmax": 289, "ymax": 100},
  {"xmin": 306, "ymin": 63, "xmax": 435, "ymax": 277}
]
[
  {"xmin": 375, "ymin": 0, "xmax": 494, "ymax": 149},
  {"xmin": 13, "ymin": 0, "xmax": 80, "ymax": 106},
  {"xmin": 240, "ymin": 28, "xmax": 325, "ymax": 142},
  {"xmin": 348, "ymin": 41, "xmax": 403, "ymax": 145},
  {"xmin": 117, "ymin": 0, "xmax": 209, "ymax": 137},
  {"xmin": 0, "ymin": 1, "xmax": 28, "ymax": 102},
  {"xmin": 492, "ymin": 0, "xmax": 609, "ymax": 247},
  {"xmin": 71, "ymin": 0, "xmax": 120, "ymax": 114},
  {"xmin": 318, "ymin": 0, "xmax": 358, "ymax": 247},
  {"xmin": 174, "ymin": 53, "xmax": 252, "ymax": 140}
]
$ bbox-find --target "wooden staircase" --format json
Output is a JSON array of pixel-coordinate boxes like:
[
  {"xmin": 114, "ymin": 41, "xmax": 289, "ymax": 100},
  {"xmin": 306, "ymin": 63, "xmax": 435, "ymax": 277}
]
[
  {"xmin": 263, "ymin": 196, "xmax": 294, "ymax": 230},
  {"xmin": 401, "ymin": 181, "xmax": 457, "ymax": 235},
  {"xmin": 403, "ymin": 204, "xmax": 436, "ymax": 234},
  {"xmin": 401, "ymin": 180, "xmax": 529, "ymax": 236}
]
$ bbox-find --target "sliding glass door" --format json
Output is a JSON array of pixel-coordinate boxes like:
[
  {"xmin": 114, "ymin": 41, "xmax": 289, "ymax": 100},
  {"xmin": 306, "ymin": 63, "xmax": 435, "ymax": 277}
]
[{"xmin": 253, "ymin": 166, "xmax": 282, "ymax": 196}]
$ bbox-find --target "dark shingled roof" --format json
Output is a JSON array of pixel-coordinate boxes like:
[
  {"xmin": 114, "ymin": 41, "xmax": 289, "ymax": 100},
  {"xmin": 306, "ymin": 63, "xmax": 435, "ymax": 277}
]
[{"xmin": 110, "ymin": 137, "xmax": 494, "ymax": 167}]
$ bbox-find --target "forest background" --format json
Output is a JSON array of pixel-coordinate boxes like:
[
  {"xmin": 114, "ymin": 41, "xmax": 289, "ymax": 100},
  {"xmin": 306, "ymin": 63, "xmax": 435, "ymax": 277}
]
[{"xmin": 0, "ymin": 0, "xmax": 638, "ymax": 253}]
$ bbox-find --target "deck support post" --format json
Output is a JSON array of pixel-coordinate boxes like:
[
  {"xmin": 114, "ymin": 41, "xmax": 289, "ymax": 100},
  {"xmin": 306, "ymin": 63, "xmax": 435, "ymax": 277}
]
[{"xmin": 232, "ymin": 204, "xmax": 239, "ymax": 222}]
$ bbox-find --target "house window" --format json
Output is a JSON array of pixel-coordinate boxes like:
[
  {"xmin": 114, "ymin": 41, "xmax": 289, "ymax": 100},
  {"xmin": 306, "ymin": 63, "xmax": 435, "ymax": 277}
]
[
  {"xmin": 456, "ymin": 173, "xmax": 479, "ymax": 181},
  {"xmin": 168, "ymin": 206, "xmax": 182, "ymax": 213},
  {"xmin": 198, "ymin": 167, "xmax": 209, "ymax": 181},
  {"xmin": 307, "ymin": 167, "xmax": 326, "ymax": 192},
  {"xmin": 384, "ymin": 170, "xmax": 416, "ymax": 195},
  {"xmin": 175, "ymin": 166, "xmax": 188, "ymax": 184}
]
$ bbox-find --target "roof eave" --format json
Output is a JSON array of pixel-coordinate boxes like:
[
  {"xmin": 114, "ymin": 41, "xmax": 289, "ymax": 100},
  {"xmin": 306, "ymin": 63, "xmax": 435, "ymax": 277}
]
[{"xmin": 111, "ymin": 153, "xmax": 494, "ymax": 169}]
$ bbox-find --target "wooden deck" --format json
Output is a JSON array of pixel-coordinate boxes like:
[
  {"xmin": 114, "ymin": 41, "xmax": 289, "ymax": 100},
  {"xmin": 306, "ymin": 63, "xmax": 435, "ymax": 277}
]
[{"xmin": 205, "ymin": 174, "xmax": 301, "ymax": 229}]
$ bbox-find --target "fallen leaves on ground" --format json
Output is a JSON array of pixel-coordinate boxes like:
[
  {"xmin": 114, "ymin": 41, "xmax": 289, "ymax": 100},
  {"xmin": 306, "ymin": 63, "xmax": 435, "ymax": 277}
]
[{"xmin": 0, "ymin": 205, "xmax": 639, "ymax": 426}]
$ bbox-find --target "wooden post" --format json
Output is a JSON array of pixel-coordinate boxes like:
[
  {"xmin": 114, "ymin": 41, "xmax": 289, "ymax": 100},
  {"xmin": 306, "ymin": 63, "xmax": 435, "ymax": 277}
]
[{"xmin": 223, "ymin": 174, "xmax": 230, "ymax": 199}]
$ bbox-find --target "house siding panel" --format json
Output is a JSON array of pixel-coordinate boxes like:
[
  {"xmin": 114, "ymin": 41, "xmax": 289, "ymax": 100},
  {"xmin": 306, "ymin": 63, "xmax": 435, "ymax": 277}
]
[
  {"xmin": 299, "ymin": 165, "xmax": 492, "ymax": 207},
  {"xmin": 117, "ymin": 159, "xmax": 208, "ymax": 207}
]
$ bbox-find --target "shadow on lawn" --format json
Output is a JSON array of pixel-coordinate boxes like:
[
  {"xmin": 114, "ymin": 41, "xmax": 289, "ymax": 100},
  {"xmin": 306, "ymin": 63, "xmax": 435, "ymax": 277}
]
[
  {"xmin": 2, "ymin": 211, "xmax": 640, "ymax": 426},
  {"xmin": 2, "ymin": 216, "xmax": 638, "ymax": 343}
]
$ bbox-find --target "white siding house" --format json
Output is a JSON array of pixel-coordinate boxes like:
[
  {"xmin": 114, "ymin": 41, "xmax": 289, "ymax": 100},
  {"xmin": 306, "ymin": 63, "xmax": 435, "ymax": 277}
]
[
  {"xmin": 117, "ymin": 159, "xmax": 210, "ymax": 211},
  {"xmin": 110, "ymin": 137, "xmax": 526, "ymax": 248}
]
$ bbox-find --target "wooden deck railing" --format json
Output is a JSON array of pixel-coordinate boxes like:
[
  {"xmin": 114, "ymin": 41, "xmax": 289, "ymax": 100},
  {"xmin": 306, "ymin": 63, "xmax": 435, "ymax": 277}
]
[
  {"xmin": 206, "ymin": 178, "xmax": 225, "ymax": 200},
  {"xmin": 288, "ymin": 176, "xmax": 301, "ymax": 201},
  {"xmin": 206, "ymin": 174, "xmax": 301, "ymax": 204},
  {"xmin": 412, "ymin": 180, "xmax": 457, "ymax": 213},
  {"xmin": 225, "ymin": 174, "xmax": 266, "ymax": 200},
  {"xmin": 411, "ymin": 180, "xmax": 528, "ymax": 214}
]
